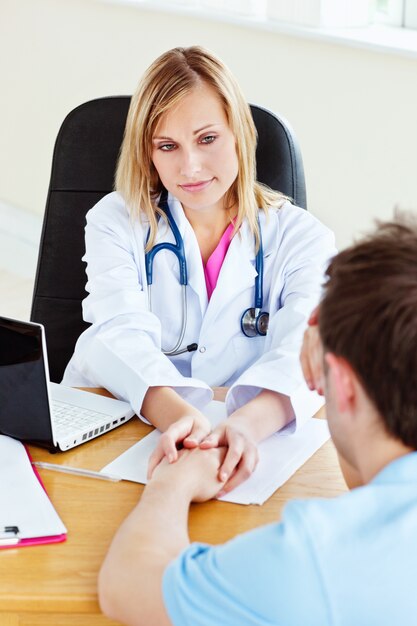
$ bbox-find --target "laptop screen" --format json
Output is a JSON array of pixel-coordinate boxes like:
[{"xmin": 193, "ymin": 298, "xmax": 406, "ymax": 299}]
[{"xmin": 0, "ymin": 317, "xmax": 54, "ymax": 447}]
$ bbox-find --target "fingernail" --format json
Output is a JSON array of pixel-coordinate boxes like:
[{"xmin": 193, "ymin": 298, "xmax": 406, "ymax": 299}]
[
  {"xmin": 220, "ymin": 472, "xmax": 228, "ymax": 482},
  {"xmin": 168, "ymin": 454, "xmax": 174, "ymax": 462}
]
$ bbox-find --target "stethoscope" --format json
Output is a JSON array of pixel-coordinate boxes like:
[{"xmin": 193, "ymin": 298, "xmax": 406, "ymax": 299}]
[{"xmin": 145, "ymin": 190, "xmax": 269, "ymax": 356}]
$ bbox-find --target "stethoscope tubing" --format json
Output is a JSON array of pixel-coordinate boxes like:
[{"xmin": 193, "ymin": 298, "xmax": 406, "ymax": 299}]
[
  {"xmin": 145, "ymin": 190, "xmax": 269, "ymax": 354},
  {"xmin": 145, "ymin": 190, "xmax": 188, "ymax": 286},
  {"xmin": 147, "ymin": 282, "xmax": 189, "ymax": 355},
  {"xmin": 254, "ymin": 220, "xmax": 264, "ymax": 310}
]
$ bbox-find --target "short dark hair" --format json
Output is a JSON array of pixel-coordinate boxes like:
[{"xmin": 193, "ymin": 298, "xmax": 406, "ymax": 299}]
[{"xmin": 319, "ymin": 216, "xmax": 417, "ymax": 448}]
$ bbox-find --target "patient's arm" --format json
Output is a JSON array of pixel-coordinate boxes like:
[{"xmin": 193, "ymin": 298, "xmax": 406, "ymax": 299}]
[{"xmin": 99, "ymin": 447, "xmax": 226, "ymax": 626}]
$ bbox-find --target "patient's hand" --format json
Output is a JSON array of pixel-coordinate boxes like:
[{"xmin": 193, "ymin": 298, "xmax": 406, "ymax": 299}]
[
  {"xmin": 300, "ymin": 306, "xmax": 325, "ymax": 395},
  {"xmin": 150, "ymin": 446, "xmax": 228, "ymax": 502}
]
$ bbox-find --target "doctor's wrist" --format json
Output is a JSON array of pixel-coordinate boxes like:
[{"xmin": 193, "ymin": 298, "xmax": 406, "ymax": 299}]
[
  {"xmin": 142, "ymin": 386, "xmax": 204, "ymax": 431},
  {"xmin": 228, "ymin": 390, "xmax": 294, "ymax": 443},
  {"xmin": 226, "ymin": 412, "xmax": 261, "ymax": 444}
]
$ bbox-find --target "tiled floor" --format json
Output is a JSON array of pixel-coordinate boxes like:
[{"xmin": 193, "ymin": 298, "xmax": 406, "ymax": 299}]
[{"xmin": 0, "ymin": 270, "xmax": 34, "ymax": 320}]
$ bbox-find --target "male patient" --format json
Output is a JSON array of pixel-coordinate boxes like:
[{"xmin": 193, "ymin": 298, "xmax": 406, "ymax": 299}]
[{"xmin": 99, "ymin": 217, "xmax": 417, "ymax": 625}]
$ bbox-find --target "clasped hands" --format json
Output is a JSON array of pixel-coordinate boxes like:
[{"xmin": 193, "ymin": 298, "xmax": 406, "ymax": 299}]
[
  {"xmin": 147, "ymin": 306, "xmax": 324, "ymax": 497},
  {"xmin": 147, "ymin": 411, "xmax": 259, "ymax": 497}
]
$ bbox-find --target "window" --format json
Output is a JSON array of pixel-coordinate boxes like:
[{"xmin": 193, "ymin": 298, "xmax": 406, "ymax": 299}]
[
  {"xmin": 187, "ymin": 0, "xmax": 417, "ymax": 30},
  {"xmin": 405, "ymin": 0, "xmax": 417, "ymax": 28},
  {"xmin": 375, "ymin": 0, "xmax": 404, "ymax": 26},
  {"xmin": 112, "ymin": 0, "xmax": 417, "ymax": 43}
]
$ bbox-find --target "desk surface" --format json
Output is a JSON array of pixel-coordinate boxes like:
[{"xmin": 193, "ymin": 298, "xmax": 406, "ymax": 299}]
[{"xmin": 0, "ymin": 405, "xmax": 347, "ymax": 626}]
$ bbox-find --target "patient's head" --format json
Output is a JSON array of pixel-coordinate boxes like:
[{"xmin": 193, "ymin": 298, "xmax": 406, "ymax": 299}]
[{"xmin": 319, "ymin": 215, "xmax": 417, "ymax": 449}]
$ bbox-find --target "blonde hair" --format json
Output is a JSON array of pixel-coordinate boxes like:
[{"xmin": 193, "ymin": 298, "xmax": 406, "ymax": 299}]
[{"xmin": 115, "ymin": 46, "xmax": 286, "ymax": 249}]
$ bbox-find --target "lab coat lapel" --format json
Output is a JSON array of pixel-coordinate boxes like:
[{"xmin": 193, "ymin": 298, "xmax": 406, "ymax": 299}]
[{"xmin": 202, "ymin": 222, "xmax": 257, "ymax": 330}]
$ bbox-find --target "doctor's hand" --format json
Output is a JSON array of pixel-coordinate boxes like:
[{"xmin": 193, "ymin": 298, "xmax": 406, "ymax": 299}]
[
  {"xmin": 300, "ymin": 306, "xmax": 325, "ymax": 396},
  {"xmin": 147, "ymin": 413, "xmax": 212, "ymax": 479},
  {"xmin": 199, "ymin": 420, "xmax": 259, "ymax": 495}
]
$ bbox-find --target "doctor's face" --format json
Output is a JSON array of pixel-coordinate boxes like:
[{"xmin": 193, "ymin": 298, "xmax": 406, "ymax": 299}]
[{"xmin": 151, "ymin": 82, "xmax": 239, "ymax": 218}]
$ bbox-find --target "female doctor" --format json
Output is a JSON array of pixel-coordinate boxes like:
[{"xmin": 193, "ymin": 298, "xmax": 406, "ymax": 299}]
[{"xmin": 63, "ymin": 46, "xmax": 336, "ymax": 493}]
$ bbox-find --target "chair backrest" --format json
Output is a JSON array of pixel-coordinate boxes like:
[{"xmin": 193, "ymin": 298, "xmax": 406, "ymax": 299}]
[{"xmin": 30, "ymin": 97, "xmax": 307, "ymax": 382}]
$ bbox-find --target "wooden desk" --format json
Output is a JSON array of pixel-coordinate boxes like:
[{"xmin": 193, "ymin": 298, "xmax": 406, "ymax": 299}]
[{"xmin": 0, "ymin": 407, "xmax": 347, "ymax": 626}]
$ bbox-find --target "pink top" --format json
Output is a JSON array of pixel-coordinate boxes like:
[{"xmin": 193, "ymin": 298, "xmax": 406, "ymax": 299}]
[{"xmin": 203, "ymin": 222, "xmax": 235, "ymax": 300}]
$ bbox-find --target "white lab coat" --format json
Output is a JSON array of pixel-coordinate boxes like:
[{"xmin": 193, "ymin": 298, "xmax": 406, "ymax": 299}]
[{"xmin": 63, "ymin": 192, "xmax": 336, "ymax": 428}]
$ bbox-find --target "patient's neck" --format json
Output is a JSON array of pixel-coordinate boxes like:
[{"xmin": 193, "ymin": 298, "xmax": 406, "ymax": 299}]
[{"xmin": 356, "ymin": 429, "xmax": 413, "ymax": 485}]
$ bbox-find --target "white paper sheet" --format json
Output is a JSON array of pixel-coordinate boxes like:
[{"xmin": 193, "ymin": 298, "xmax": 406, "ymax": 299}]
[
  {"xmin": 101, "ymin": 402, "xmax": 330, "ymax": 505},
  {"xmin": 0, "ymin": 435, "xmax": 67, "ymax": 540}
]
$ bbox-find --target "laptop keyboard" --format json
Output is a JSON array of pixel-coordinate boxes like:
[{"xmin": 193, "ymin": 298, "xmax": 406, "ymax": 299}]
[{"xmin": 51, "ymin": 400, "xmax": 109, "ymax": 436}]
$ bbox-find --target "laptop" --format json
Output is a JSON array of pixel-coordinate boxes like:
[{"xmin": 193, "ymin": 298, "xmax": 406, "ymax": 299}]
[{"xmin": 0, "ymin": 316, "xmax": 135, "ymax": 452}]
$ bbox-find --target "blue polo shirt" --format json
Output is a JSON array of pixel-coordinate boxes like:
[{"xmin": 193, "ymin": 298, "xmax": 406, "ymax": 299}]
[{"xmin": 163, "ymin": 452, "xmax": 417, "ymax": 625}]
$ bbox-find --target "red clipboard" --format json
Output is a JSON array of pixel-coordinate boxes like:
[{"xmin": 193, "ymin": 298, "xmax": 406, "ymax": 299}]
[{"xmin": 0, "ymin": 437, "xmax": 67, "ymax": 549}]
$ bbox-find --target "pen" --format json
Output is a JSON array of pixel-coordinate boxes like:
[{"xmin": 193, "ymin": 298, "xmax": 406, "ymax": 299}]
[{"xmin": 32, "ymin": 461, "xmax": 121, "ymax": 482}]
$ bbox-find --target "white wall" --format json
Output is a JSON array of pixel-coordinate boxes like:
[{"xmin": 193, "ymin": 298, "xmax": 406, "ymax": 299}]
[{"xmin": 1, "ymin": 0, "xmax": 417, "ymax": 252}]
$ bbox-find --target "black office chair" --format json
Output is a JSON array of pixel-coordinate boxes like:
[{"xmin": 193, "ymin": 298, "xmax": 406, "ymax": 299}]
[{"xmin": 30, "ymin": 97, "xmax": 307, "ymax": 382}]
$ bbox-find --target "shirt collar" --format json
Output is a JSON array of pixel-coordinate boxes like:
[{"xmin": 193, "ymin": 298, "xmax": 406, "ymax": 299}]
[{"xmin": 371, "ymin": 451, "xmax": 417, "ymax": 485}]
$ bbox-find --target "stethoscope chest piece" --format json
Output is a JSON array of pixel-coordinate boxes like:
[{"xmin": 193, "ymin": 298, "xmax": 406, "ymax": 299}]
[{"xmin": 241, "ymin": 308, "xmax": 269, "ymax": 337}]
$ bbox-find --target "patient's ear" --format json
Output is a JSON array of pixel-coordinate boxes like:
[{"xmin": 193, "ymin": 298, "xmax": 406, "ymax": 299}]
[{"xmin": 325, "ymin": 353, "xmax": 356, "ymax": 414}]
